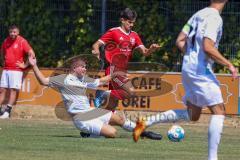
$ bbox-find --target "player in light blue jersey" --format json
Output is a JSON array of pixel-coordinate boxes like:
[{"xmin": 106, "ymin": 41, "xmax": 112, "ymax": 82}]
[
  {"xmin": 133, "ymin": 1, "xmax": 238, "ymax": 160},
  {"xmin": 176, "ymin": 2, "xmax": 237, "ymax": 159}
]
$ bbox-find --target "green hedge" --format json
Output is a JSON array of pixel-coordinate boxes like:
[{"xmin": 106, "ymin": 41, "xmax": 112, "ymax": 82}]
[{"xmin": 0, "ymin": 0, "xmax": 239, "ymax": 72}]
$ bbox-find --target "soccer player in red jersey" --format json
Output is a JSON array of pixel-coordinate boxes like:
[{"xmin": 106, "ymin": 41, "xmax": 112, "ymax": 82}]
[
  {"xmin": 0, "ymin": 25, "xmax": 36, "ymax": 118},
  {"xmin": 92, "ymin": 8, "xmax": 160, "ymax": 109}
]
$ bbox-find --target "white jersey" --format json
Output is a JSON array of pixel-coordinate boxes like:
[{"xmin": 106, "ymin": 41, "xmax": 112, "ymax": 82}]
[
  {"xmin": 49, "ymin": 74, "xmax": 100, "ymax": 114},
  {"xmin": 180, "ymin": 7, "xmax": 224, "ymax": 107},
  {"xmin": 181, "ymin": 7, "xmax": 223, "ymax": 76}
]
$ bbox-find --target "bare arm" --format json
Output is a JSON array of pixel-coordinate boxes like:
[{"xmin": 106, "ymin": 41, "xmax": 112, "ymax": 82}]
[
  {"xmin": 203, "ymin": 37, "xmax": 238, "ymax": 78},
  {"xmin": 176, "ymin": 32, "xmax": 187, "ymax": 53},
  {"xmin": 28, "ymin": 49, "xmax": 36, "ymax": 58},
  {"xmin": 99, "ymin": 75, "xmax": 111, "ymax": 84},
  {"xmin": 28, "ymin": 56, "xmax": 49, "ymax": 85},
  {"xmin": 92, "ymin": 40, "xmax": 104, "ymax": 59},
  {"xmin": 32, "ymin": 65, "xmax": 50, "ymax": 86},
  {"xmin": 16, "ymin": 60, "xmax": 29, "ymax": 69},
  {"xmin": 16, "ymin": 49, "xmax": 36, "ymax": 69},
  {"xmin": 97, "ymin": 71, "xmax": 127, "ymax": 85},
  {"xmin": 203, "ymin": 38, "xmax": 232, "ymax": 67},
  {"xmin": 137, "ymin": 43, "xmax": 160, "ymax": 56}
]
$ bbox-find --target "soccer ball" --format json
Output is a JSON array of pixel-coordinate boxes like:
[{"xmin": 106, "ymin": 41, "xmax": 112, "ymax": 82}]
[{"xmin": 167, "ymin": 125, "xmax": 185, "ymax": 142}]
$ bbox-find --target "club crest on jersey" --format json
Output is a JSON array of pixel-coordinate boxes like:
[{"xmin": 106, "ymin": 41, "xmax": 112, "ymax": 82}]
[
  {"xmin": 13, "ymin": 44, "xmax": 18, "ymax": 49},
  {"xmin": 130, "ymin": 37, "xmax": 135, "ymax": 45},
  {"xmin": 119, "ymin": 37, "xmax": 124, "ymax": 41}
]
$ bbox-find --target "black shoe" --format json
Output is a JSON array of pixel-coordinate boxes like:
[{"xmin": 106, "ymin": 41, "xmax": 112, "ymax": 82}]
[
  {"xmin": 80, "ymin": 132, "xmax": 91, "ymax": 138},
  {"xmin": 140, "ymin": 131, "xmax": 162, "ymax": 140}
]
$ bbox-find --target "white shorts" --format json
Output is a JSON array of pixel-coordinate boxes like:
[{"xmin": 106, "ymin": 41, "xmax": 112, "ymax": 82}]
[
  {"xmin": 182, "ymin": 72, "xmax": 223, "ymax": 107},
  {"xmin": 72, "ymin": 108, "xmax": 112, "ymax": 136},
  {"xmin": 0, "ymin": 70, "xmax": 23, "ymax": 89}
]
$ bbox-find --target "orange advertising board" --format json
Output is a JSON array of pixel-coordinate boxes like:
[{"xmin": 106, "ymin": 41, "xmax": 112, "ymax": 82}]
[{"xmin": 15, "ymin": 69, "xmax": 239, "ymax": 115}]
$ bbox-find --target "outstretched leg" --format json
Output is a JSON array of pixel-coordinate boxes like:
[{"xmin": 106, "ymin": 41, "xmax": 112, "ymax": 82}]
[{"xmin": 133, "ymin": 101, "xmax": 202, "ymax": 142}]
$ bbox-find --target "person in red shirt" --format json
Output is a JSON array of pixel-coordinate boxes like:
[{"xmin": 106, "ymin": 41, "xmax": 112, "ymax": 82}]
[
  {"xmin": 92, "ymin": 8, "xmax": 160, "ymax": 109},
  {"xmin": 0, "ymin": 25, "xmax": 35, "ymax": 118}
]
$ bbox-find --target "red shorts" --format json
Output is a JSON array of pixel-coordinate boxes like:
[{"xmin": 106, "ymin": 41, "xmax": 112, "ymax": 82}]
[{"xmin": 105, "ymin": 66, "xmax": 130, "ymax": 100}]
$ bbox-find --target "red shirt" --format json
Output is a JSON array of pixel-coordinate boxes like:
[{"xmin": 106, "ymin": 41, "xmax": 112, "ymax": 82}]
[
  {"xmin": 99, "ymin": 27, "xmax": 143, "ymax": 63},
  {"xmin": 1, "ymin": 35, "xmax": 31, "ymax": 71}
]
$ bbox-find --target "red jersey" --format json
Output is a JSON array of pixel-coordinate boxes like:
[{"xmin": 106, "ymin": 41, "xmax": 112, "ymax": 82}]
[
  {"xmin": 1, "ymin": 35, "xmax": 31, "ymax": 71},
  {"xmin": 99, "ymin": 27, "xmax": 143, "ymax": 63}
]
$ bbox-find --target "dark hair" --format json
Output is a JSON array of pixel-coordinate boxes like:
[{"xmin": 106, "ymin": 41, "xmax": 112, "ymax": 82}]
[
  {"xmin": 8, "ymin": 24, "xmax": 19, "ymax": 30},
  {"xmin": 120, "ymin": 8, "xmax": 137, "ymax": 21}
]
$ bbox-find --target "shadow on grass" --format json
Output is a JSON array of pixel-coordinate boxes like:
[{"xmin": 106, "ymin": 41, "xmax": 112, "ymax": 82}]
[{"xmin": 49, "ymin": 135, "xmax": 81, "ymax": 138}]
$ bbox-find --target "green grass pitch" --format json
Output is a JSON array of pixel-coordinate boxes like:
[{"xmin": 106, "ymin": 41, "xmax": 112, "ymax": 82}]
[{"xmin": 0, "ymin": 119, "xmax": 239, "ymax": 160}]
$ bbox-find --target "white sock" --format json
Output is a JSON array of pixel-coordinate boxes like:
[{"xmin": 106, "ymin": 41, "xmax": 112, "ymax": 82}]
[
  {"xmin": 208, "ymin": 115, "xmax": 225, "ymax": 160},
  {"xmin": 145, "ymin": 109, "xmax": 190, "ymax": 126},
  {"xmin": 122, "ymin": 119, "xmax": 136, "ymax": 132}
]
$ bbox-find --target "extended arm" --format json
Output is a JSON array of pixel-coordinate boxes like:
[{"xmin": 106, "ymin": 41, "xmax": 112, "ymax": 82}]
[
  {"xmin": 99, "ymin": 75, "xmax": 112, "ymax": 84},
  {"xmin": 137, "ymin": 44, "xmax": 160, "ymax": 56},
  {"xmin": 203, "ymin": 38, "xmax": 238, "ymax": 79},
  {"xmin": 29, "ymin": 56, "xmax": 50, "ymax": 85}
]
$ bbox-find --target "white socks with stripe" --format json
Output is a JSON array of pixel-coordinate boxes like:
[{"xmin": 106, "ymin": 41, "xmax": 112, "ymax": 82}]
[
  {"xmin": 122, "ymin": 119, "xmax": 136, "ymax": 132},
  {"xmin": 144, "ymin": 109, "xmax": 190, "ymax": 127},
  {"xmin": 208, "ymin": 115, "xmax": 225, "ymax": 160}
]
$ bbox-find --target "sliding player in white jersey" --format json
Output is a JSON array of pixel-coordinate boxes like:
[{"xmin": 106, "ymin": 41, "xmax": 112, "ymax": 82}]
[
  {"xmin": 133, "ymin": 1, "xmax": 238, "ymax": 160},
  {"xmin": 27, "ymin": 55, "xmax": 161, "ymax": 139}
]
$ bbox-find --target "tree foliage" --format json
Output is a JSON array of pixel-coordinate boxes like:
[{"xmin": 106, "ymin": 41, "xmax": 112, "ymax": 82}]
[
  {"xmin": 0, "ymin": 0, "xmax": 239, "ymax": 72},
  {"xmin": 0, "ymin": 0, "xmax": 95, "ymax": 67},
  {"xmin": 1, "ymin": 0, "xmax": 69, "ymax": 67}
]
